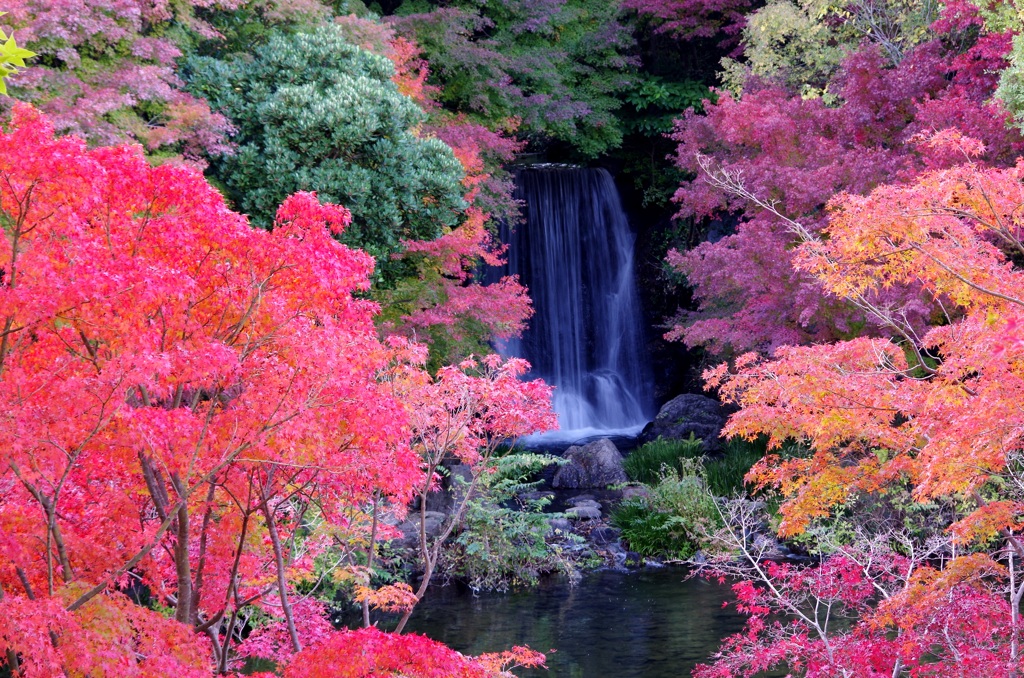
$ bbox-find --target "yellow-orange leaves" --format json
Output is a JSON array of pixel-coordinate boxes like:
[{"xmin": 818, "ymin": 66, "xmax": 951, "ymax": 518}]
[{"xmin": 709, "ymin": 135, "xmax": 1024, "ymax": 543}]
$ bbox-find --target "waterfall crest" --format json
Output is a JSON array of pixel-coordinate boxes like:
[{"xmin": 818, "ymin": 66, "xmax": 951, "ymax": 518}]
[{"xmin": 501, "ymin": 167, "xmax": 654, "ymax": 437}]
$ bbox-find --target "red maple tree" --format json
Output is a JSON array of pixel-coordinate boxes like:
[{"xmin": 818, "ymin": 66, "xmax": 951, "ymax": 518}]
[{"xmin": 0, "ymin": 104, "xmax": 547, "ymax": 676}]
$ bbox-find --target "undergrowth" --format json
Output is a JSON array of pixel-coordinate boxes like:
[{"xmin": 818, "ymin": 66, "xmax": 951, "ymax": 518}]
[
  {"xmin": 611, "ymin": 459, "xmax": 720, "ymax": 560},
  {"xmin": 614, "ymin": 436, "xmax": 770, "ymax": 558},
  {"xmin": 703, "ymin": 438, "xmax": 765, "ymax": 496},
  {"xmin": 441, "ymin": 451, "xmax": 596, "ymax": 590},
  {"xmin": 623, "ymin": 434, "xmax": 703, "ymax": 484}
]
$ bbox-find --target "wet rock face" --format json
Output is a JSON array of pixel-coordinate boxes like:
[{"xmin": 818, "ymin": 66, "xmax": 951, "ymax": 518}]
[
  {"xmin": 395, "ymin": 511, "xmax": 447, "ymax": 550},
  {"xmin": 547, "ymin": 517, "xmax": 573, "ymax": 536},
  {"xmin": 589, "ymin": 526, "xmax": 621, "ymax": 546},
  {"xmin": 552, "ymin": 438, "xmax": 628, "ymax": 489},
  {"xmin": 566, "ymin": 504, "xmax": 602, "ymax": 521},
  {"xmin": 639, "ymin": 394, "xmax": 729, "ymax": 451},
  {"xmin": 562, "ymin": 495, "xmax": 604, "ymax": 521}
]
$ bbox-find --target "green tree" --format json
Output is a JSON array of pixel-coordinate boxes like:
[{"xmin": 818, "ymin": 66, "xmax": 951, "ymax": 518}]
[
  {"xmin": 0, "ymin": 19, "xmax": 33, "ymax": 96},
  {"xmin": 183, "ymin": 25, "xmax": 466, "ymax": 268},
  {"xmin": 993, "ymin": 1, "xmax": 1024, "ymax": 129},
  {"xmin": 390, "ymin": 0, "xmax": 636, "ymax": 158},
  {"xmin": 721, "ymin": 0, "xmax": 941, "ymax": 96}
]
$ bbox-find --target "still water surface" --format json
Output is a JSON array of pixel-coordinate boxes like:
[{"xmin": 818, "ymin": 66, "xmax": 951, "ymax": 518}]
[{"xmin": 404, "ymin": 567, "xmax": 746, "ymax": 678}]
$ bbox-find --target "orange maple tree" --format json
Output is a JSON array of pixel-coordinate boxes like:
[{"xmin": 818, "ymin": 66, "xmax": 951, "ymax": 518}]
[{"xmin": 699, "ymin": 130, "xmax": 1024, "ymax": 671}]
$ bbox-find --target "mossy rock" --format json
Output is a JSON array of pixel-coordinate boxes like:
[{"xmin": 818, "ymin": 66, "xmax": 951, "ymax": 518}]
[{"xmin": 639, "ymin": 394, "xmax": 728, "ymax": 451}]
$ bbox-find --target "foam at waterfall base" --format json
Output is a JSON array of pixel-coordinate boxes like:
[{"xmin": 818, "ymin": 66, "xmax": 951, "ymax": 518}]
[{"xmin": 516, "ymin": 423, "xmax": 646, "ymax": 452}]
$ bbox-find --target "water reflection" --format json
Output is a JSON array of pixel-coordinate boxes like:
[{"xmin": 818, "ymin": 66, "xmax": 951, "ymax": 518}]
[{"xmin": 404, "ymin": 567, "xmax": 746, "ymax": 678}]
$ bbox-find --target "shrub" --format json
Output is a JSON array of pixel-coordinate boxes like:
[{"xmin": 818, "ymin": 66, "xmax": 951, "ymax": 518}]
[
  {"xmin": 623, "ymin": 434, "xmax": 704, "ymax": 484},
  {"xmin": 611, "ymin": 460, "xmax": 720, "ymax": 560},
  {"xmin": 441, "ymin": 452, "xmax": 594, "ymax": 591},
  {"xmin": 183, "ymin": 25, "xmax": 466, "ymax": 269}
]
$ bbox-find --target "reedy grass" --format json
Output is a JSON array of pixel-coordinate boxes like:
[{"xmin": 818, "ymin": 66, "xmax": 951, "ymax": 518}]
[{"xmin": 623, "ymin": 434, "xmax": 703, "ymax": 484}]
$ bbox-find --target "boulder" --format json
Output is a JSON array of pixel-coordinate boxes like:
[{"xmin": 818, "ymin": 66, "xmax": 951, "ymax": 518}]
[
  {"xmin": 422, "ymin": 463, "xmax": 474, "ymax": 513},
  {"xmin": 639, "ymin": 394, "xmax": 728, "ymax": 451},
  {"xmin": 394, "ymin": 510, "xmax": 447, "ymax": 550},
  {"xmin": 621, "ymin": 485, "xmax": 651, "ymax": 501},
  {"xmin": 547, "ymin": 517, "xmax": 573, "ymax": 535},
  {"xmin": 589, "ymin": 526, "xmax": 621, "ymax": 546},
  {"xmin": 552, "ymin": 438, "xmax": 627, "ymax": 489},
  {"xmin": 565, "ymin": 505, "xmax": 602, "ymax": 520}
]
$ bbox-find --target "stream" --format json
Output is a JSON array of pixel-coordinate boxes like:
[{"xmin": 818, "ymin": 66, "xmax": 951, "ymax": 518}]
[{"xmin": 403, "ymin": 567, "xmax": 746, "ymax": 677}]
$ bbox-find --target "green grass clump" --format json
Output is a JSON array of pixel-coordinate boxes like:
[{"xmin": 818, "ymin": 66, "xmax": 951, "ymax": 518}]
[
  {"xmin": 609, "ymin": 500, "xmax": 690, "ymax": 558},
  {"xmin": 612, "ymin": 437, "xmax": 772, "ymax": 558},
  {"xmin": 623, "ymin": 434, "xmax": 703, "ymax": 484},
  {"xmin": 703, "ymin": 438, "xmax": 766, "ymax": 497},
  {"xmin": 611, "ymin": 459, "xmax": 720, "ymax": 560}
]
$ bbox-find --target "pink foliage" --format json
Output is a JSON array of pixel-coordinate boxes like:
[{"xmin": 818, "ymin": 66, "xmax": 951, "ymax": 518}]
[
  {"xmin": 1, "ymin": 592, "xmax": 215, "ymax": 678},
  {"xmin": 0, "ymin": 105, "xmax": 426, "ymax": 674},
  {"xmin": 0, "ymin": 0, "xmax": 251, "ymax": 157},
  {"xmin": 697, "ymin": 151, "xmax": 1024, "ymax": 672},
  {"xmin": 667, "ymin": 21, "xmax": 1023, "ymax": 354},
  {"xmin": 237, "ymin": 598, "xmax": 335, "ymax": 666},
  {"xmin": 276, "ymin": 190, "xmax": 355, "ymax": 238},
  {"xmin": 392, "ymin": 94, "xmax": 529, "ymax": 348},
  {"xmin": 622, "ymin": 0, "xmax": 753, "ymax": 49},
  {"xmin": 282, "ymin": 627, "xmax": 544, "ymax": 678},
  {"xmin": 697, "ymin": 552, "xmax": 1019, "ymax": 677},
  {"xmin": 400, "ymin": 208, "xmax": 532, "ymax": 342},
  {"xmin": 404, "ymin": 209, "xmax": 506, "ymax": 278},
  {"xmin": 427, "ymin": 117, "xmax": 524, "ymax": 222},
  {"xmin": 334, "ymin": 13, "xmax": 397, "ymax": 54},
  {"xmin": 393, "ymin": 352, "xmax": 557, "ymax": 467},
  {"xmin": 411, "ymin": 276, "xmax": 532, "ymax": 341}
]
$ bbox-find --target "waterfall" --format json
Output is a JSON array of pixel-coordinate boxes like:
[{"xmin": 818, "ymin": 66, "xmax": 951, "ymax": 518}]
[{"xmin": 500, "ymin": 167, "xmax": 654, "ymax": 437}]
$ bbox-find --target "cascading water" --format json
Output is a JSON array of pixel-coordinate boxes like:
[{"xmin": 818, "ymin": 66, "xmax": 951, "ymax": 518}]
[{"xmin": 499, "ymin": 167, "xmax": 654, "ymax": 438}]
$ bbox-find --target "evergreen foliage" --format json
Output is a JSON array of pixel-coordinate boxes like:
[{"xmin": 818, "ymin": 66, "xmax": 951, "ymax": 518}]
[
  {"xmin": 993, "ymin": 1, "xmax": 1024, "ymax": 128},
  {"xmin": 184, "ymin": 25, "xmax": 466, "ymax": 266}
]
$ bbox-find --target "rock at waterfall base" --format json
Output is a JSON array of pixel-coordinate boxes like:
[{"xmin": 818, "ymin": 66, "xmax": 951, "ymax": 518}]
[
  {"xmin": 639, "ymin": 394, "xmax": 729, "ymax": 451},
  {"xmin": 552, "ymin": 438, "xmax": 627, "ymax": 489}
]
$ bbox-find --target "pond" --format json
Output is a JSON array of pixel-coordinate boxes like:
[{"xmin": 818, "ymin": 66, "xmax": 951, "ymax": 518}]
[{"xmin": 402, "ymin": 566, "xmax": 746, "ymax": 678}]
